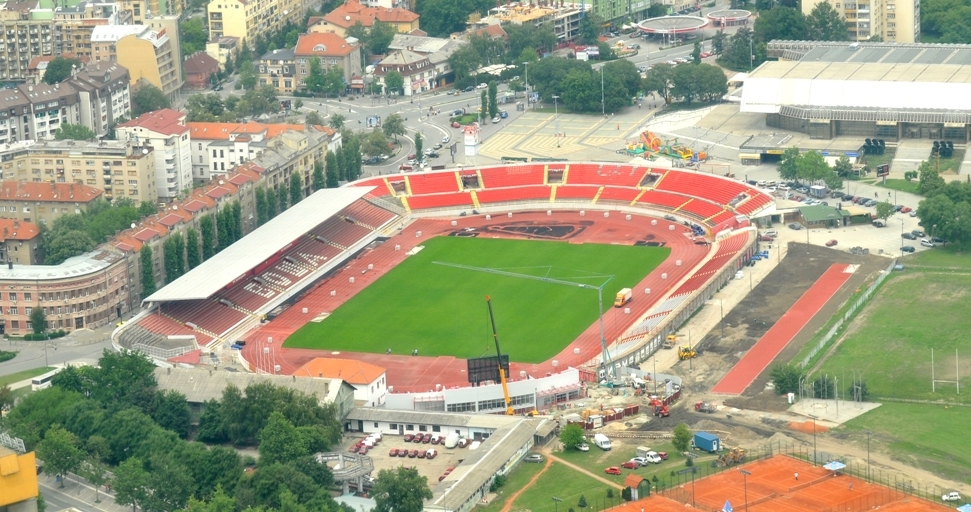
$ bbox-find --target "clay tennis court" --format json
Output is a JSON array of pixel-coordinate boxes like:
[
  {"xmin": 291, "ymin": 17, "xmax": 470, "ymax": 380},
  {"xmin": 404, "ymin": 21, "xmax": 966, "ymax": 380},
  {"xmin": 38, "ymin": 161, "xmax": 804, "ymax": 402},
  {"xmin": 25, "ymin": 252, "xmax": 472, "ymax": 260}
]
[
  {"xmin": 712, "ymin": 264, "xmax": 855, "ymax": 395},
  {"xmin": 238, "ymin": 211, "xmax": 718, "ymax": 391},
  {"xmin": 615, "ymin": 455, "xmax": 953, "ymax": 512}
]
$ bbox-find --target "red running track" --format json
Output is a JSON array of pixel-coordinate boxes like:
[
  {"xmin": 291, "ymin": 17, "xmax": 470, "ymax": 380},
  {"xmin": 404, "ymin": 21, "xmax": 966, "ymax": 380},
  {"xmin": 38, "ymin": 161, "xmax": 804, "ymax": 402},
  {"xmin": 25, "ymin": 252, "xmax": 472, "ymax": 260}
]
[{"xmin": 712, "ymin": 263, "xmax": 854, "ymax": 395}]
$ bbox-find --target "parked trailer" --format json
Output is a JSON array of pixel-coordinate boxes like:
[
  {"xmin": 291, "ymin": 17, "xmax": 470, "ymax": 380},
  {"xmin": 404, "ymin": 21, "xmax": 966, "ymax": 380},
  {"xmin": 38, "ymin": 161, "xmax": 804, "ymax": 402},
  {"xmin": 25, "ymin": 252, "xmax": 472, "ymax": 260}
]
[{"xmin": 693, "ymin": 432, "xmax": 720, "ymax": 453}]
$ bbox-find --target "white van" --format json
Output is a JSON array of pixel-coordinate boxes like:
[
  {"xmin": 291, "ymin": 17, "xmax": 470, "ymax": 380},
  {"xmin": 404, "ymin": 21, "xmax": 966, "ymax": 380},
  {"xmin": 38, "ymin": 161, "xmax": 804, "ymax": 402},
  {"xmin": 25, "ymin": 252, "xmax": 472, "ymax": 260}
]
[{"xmin": 594, "ymin": 433, "xmax": 612, "ymax": 451}]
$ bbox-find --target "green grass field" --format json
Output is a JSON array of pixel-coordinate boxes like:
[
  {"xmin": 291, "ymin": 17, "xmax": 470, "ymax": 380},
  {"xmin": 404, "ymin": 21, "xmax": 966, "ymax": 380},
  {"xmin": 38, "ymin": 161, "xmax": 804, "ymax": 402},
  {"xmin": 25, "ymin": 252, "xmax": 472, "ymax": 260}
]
[
  {"xmin": 481, "ymin": 462, "xmax": 614, "ymax": 512},
  {"xmin": 818, "ymin": 271, "xmax": 971, "ymax": 404},
  {"xmin": 0, "ymin": 366, "xmax": 55, "ymax": 387},
  {"xmin": 284, "ymin": 237, "xmax": 668, "ymax": 362}
]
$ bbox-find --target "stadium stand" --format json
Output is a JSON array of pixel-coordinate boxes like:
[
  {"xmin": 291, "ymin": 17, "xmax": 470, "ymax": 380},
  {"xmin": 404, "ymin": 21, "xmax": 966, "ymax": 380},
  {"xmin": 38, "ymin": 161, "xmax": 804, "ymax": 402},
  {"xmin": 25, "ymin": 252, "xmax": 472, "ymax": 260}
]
[
  {"xmin": 407, "ymin": 192, "xmax": 474, "ymax": 210},
  {"xmin": 479, "ymin": 164, "xmax": 546, "ymax": 188},
  {"xmin": 655, "ymin": 171, "xmax": 748, "ymax": 205},
  {"xmin": 341, "ymin": 200, "xmax": 398, "ymax": 229},
  {"xmin": 567, "ymin": 163, "xmax": 648, "ymax": 186},
  {"xmin": 407, "ymin": 172, "xmax": 459, "ymax": 195},
  {"xmin": 678, "ymin": 199, "xmax": 725, "ymax": 220},
  {"xmin": 161, "ymin": 300, "xmax": 249, "ymax": 337},
  {"xmin": 353, "ymin": 177, "xmax": 393, "ymax": 196},
  {"xmin": 636, "ymin": 190, "xmax": 692, "ymax": 210},
  {"xmin": 598, "ymin": 186, "xmax": 641, "ymax": 203},
  {"xmin": 476, "ymin": 185, "xmax": 552, "ymax": 204},
  {"xmin": 671, "ymin": 231, "xmax": 750, "ymax": 296},
  {"xmin": 555, "ymin": 185, "xmax": 602, "ymax": 201},
  {"xmin": 735, "ymin": 192, "xmax": 774, "ymax": 215}
]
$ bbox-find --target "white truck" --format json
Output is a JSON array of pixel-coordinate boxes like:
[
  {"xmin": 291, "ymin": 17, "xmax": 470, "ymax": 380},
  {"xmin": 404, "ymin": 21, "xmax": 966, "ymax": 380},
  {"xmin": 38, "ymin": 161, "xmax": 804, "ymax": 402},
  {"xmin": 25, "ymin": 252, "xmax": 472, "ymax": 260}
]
[
  {"xmin": 593, "ymin": 433, "xmax": 612, "ymax": 451},
  {"xmin": 444, "ymin": 433, "xmax": 460, "ymax": 449},
  {"xmin": 613, "ymin": 288, "xmax": 632, "ymax": 307}
]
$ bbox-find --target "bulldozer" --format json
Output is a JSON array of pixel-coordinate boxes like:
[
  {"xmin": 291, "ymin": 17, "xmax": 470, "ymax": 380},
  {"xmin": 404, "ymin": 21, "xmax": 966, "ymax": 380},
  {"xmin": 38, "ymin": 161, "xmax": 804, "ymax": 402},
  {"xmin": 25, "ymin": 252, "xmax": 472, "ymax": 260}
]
[
  {"xmin": 678, "ymin": 345, "xmax": 697, "ymax": 360},
  {"xmin": 663, "ymin": 334, "xmax": 678, "ymax": 349},
  {"xmin": 718, "ymin": 447, "xmax": 746, "ymax": 466}
]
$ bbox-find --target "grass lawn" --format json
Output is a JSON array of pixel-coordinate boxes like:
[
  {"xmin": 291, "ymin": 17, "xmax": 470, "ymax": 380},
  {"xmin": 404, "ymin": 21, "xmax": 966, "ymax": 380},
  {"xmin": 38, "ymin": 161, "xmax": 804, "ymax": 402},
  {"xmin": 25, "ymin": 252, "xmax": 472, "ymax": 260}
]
[
  {"xmin": 481, "ymin": 462, "xmax": 615, "ymax": 512},
  {"xmin": 861, "ymin": 147, "xmax": 897, "ymax": 172},
  {"xmin": 818, "ymin": 271, "xmax": 971, "ymax": 404},
  {"xmin": 479, "ymin": 459, "xmax": 545, "ymax": 512},
  {"xmin": 904, "ymin": 248, "xmax": 971, "ymax": 269},
  {"xmin": 873, "ymin": 178, "xmax": 920, "ymax": 195},
  {"xmin": 556, "ymin": 440, "xmax": 720, "ymax": 487},
  {"xmin": 0, "ymin": 366, "xmax": 55, "ymax": 387},
  {"xmin": 284, "ymin": 237, "xmax": 668, "ymax": 362},
  {"xmin": 839, "ymin": 402, "xmax": 971, "ymax": 484}
]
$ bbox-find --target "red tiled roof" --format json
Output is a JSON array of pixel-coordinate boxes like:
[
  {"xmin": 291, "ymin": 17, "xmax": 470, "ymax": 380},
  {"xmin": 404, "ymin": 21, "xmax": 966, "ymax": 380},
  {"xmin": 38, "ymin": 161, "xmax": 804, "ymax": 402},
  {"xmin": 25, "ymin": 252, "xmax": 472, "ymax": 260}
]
[
  {"xmin": 321, "ymin": 0, "xmax": 418, "ymax": 28},
  {"xmin": 183, "ymin": 52, "xmax": 220, "ymax": 74},
  {"xmin": 228, "ymin": 174, "xmax": 252, "ymax": 185},
  {"xmin": 182, "ymin": 199, "xmax": 208, "ymax": 213},
  {"xmin": 294, "ymin": 357, "xmax": 386, "ymax": 384},
  {"xmin": 158, "ymin": 213, "xmax": 184, "ymax": 227},
  {"xmin": 295, "ymin": 32, "xmax": 359, "ymax": 57},
  {"xmin": 206, "ymin": 187, "xmax": 231, "ymax": 199},
  {"xmin": 0, "ymin": 180, "xmax": 102, "ymax": 202},
  {"xmin": 473, "ymin": 24, "xmax": 508, "ymax": 39},
  {"xmin": 133, "ymin": 228, "xmax": 160, "ymax": 242},
  {"xmin": 187, "ymin": 121, "xmax": 305, "ymax": 141},
  {"xmin": 0, "ymin": 219, "xmax": 40, "ymax": 241},
  {"xmin": 118, "ymin": 108, "xmax": 189, "ymax": 135}
]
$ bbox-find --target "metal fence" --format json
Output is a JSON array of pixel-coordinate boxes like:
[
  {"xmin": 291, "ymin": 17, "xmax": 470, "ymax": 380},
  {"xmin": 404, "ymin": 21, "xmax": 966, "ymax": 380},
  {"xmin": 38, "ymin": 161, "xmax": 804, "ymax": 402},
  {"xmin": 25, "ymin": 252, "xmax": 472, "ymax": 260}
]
[{"xmin": 799, "ymin": 259, "xmax": 897, "ymax": 368}]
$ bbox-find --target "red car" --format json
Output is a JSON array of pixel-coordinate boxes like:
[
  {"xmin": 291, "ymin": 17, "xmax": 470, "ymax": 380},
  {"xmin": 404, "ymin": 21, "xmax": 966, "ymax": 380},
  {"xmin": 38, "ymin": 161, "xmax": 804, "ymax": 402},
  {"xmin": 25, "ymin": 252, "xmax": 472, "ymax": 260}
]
[
  {"xmin": 826, "ymin": 239, "xmax": 838, "ymax": 247},
  {"xmin": 389, "ymin": 448, "xmax": 398, "ymax": 457},
  {"xmin": 422, "ymin": 435, "xmax": 432, "ymax": 444},
  {"xmin": 657, "ymin": 451, "xmax": 669, "ymax": 460},
  {"xmin": 418, "ymin": 449, "xmax": 427, "ymax": 458},
  {"xmin": 408, "ymin": 450, "xmax": 418, "ymax": 458},
  {"xmin": 398, "ymin": 449, "xmax": 408, "ymax": 458},
  {"xmin": 404, "ymin": 434, "xmax": 414, "ymax": 442},
  {"xmin": 452, "ymin": 121, "xmax": 461, "ymax": 128},
  {"xmin": 605, "ymin": 467, "xmax": 622, "ymax": 475},
  {"xmin": 621, "ymin": 461, "xmax": 639, "ymax": 469},
  {"xmin": 413, "ymin": 434, "xmax": 424, "ymax": 443},
  {"xmin": 900, "ymin": 206, "xmax": 913, "ymax": 213}
]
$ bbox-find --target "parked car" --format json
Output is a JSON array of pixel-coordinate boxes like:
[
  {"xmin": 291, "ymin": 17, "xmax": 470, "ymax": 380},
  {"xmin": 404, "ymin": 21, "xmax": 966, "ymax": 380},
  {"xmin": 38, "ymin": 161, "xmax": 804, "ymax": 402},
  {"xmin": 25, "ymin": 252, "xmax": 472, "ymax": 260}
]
[
  {"xmin": 408, "ymin": 449, "xmax": 418, "ymax": 458},
  {"xmin": 630, "ymin": 457, "xmax": 649, "ymax": 466},
  {"xmin": 476, "ymin": 83, "xmax": 488, "ymax": 89},
  {"xmin": 942, "ymin": 492, "xmax": 961, "ymax": 502},
  {"xmin": 398, "ymin": 449, "xmax": 408, "ymax": 457},
  {"xmin": 759, "ymin": 235, "xmax": 775, "ymax": 242},
  {"xmin": 426, "ymin": 449, "xmax": 438, "ymax": 459},
  {"xmin": 452, "ymin": 121, "xmax": 461, "ymax": 128},
  {"xmin": 864, "ymin": 199, "xmax": 877, "ymax": 207},
  {"xmin": 893, "ymin": 204, "xmax": 904, "ymax": 212},
  {"xmin": 909, "ymin": 210, "xmax": 918, "ymax": 217},
  {"xmin": 901, "ymin": 245, "xmax": 916, "ymax": 253},
  {"xmin": 902, "ymin": 232, "xmax": 917, "ymax": 240},
  {"xmin": 621, "ymin": 461, "xmax": 639, "ymax": 469},
  {"xmin": 442, "ymin": 136, "xmax": 450, "ymax": 143},
  {"xmin": 912, "ymin": 229, "xmax": 925, "ymax": 237},
  {"xmin": 418, "ymin": 449, "xmax": 427, "ymax": 458},
  {"xmin": 921, "ymin": 239, "xmax": 935, "ymax": 248},
  {"xmin": 664, "ymin": 214, "xmax": 678, "ymax": 222},
  {"xmin": 763, "ymin": 230, "xmax": 778, "ymax": 237},
  {"xmin": 462, "ymin": 86, "xmax": 474, "ymax": 92},
  {"xmin": 404, "ymin": 434, "xmax": 414, "ymax": 442},
  {"xmin": 826, "ymin": 239, "xmax": 838, "ymax": 247},
  {"xmin": 388, "ymin": 448, "xmax": 398, "ymax": 457},
  {"xmin": 604, "ymin": 467, "xmax": 622, "ymax": 475},
  {"xmin": 492, "ymin": 116, "xmax": 501, "ymax": 124},
  {"xmin": 788, "ymin": 223, "xmax": 803, "ymax": 230},
  {"xmin": 931, "ymin": 236, "xmax": 945, "ymax": 244},
  {"xmin": 576, "ymin": 443, "xmax": 590, "ymax": 452},
  {"xmin": 525, "ymin": 454, "xmax": 544, "ymax": 463},
  {"xmin": 500, "ymin": 110, "xmax": 508, "ymax": 118},
  {"xmin": 433, "ymin": 143, "xmax": 443, "ymax": 150},
  {"xmin": 644, "ymin": 452, "xmax": 663, "ymax": 464},
  {"xmin": 900, "ymin": 206, "xmax": 913, "ymax": 213},
  {"xmin": 657, "ymin": 451, "xmax": 669, "ymax": 460}
]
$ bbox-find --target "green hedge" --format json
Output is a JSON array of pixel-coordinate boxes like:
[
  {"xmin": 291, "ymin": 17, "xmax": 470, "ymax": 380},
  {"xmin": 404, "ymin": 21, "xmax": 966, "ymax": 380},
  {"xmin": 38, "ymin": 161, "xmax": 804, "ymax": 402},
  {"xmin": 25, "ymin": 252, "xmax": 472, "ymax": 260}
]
[
  {"xmin": 6, "ymin": 330, "xmax": 68, "ymax": 342},
  {"xmin": 0, "ymin": 350, "xmax": 15, "ymax": 363}
]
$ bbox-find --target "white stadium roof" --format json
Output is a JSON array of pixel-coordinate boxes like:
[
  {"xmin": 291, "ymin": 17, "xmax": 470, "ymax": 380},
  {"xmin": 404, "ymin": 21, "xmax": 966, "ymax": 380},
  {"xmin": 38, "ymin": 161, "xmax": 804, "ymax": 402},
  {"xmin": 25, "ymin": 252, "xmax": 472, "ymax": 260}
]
[
  {"xmin": 144, "ymin": 187, "xmax": 372, "ymax": 303},
  {"xmin": 741, "ymin": 60, "xmax": 971, "ymax": 114}
]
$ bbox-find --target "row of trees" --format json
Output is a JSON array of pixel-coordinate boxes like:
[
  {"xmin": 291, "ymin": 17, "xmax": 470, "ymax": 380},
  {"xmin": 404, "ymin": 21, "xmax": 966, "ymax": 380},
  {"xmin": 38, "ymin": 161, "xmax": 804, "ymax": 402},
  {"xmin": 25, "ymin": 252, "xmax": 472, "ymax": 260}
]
[
  {"xmin": 40, "ymin": 199, "xmax": 157, "ymax": 265},
  {"xmin": 921, "ymin": 0, "xmax": 971, "ymax": 44},
  {"xmin": 643, "ymin": 62, "xmax": 729, "ymax": 105},
  {"xmin": 777, "ymin": 147, "xmax": 845, "ymax": 190},
  {"xmin": 185, "ymin": 87, "xmax": 281, "ymax": 122},
  {"xmin": 914, "ymin": 163, "xmax": 971, "ymax": 248},
  {"xmin": 2, "ymin": 350, "xmax": 354, "ymax": 512}
]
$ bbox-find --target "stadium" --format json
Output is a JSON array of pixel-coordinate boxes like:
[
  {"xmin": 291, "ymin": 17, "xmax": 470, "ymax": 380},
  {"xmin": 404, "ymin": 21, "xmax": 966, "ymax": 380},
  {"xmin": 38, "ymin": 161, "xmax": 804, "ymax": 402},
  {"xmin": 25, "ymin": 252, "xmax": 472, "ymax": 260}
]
[{"xmin": 112, "ymin": 162, "xmax": 774, "ymax": 413}]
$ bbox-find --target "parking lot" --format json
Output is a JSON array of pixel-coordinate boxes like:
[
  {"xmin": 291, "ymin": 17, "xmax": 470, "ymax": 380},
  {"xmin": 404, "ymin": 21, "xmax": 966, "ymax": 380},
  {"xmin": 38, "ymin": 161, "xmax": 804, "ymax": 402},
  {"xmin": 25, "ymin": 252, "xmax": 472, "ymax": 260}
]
[{"xmin": 340, "ymin": 433, "xmax": 477, "ymax": 489}]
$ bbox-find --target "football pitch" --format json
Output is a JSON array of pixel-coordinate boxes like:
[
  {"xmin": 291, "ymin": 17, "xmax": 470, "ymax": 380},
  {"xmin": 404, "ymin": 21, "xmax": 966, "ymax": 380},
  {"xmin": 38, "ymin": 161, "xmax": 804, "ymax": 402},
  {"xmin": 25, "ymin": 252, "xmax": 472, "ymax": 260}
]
[{"xmin": 283, "ymin": 237, "xmax": 669, "ymax": 363}]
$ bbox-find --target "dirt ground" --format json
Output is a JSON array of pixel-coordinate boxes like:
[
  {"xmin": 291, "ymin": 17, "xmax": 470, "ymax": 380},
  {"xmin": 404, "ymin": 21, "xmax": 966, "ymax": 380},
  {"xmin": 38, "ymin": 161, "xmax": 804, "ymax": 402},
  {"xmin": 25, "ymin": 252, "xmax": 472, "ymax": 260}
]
[{"xmin": 669, "ymin": 242, "xmax": 889, "ymax": 411}]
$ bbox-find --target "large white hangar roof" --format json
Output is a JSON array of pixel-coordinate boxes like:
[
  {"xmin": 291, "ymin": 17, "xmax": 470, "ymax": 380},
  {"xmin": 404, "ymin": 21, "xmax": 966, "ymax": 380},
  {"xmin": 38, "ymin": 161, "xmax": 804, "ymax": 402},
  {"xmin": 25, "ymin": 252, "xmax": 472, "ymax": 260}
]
[
  {"xmin": 741, "ymin": 60, "xmax": 971, "ymax": 116},
  {"xmin": 145, "ymin": 186, "xmax": 372, "ymax": 303}
]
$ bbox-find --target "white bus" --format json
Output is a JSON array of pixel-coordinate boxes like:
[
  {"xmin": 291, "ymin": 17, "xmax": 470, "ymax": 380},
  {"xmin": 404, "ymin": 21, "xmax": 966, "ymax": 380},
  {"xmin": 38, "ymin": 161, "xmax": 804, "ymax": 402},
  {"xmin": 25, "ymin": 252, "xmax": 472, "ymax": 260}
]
[{"xmin": 31, "ymin": 368, "xmax": 62, "ymax": 391}]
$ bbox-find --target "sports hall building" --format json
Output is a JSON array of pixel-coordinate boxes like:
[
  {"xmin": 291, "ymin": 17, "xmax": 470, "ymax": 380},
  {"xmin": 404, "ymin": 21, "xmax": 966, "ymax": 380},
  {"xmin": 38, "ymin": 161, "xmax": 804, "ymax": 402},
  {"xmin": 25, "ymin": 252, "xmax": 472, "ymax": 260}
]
[{"xmin": 741, "ymin": 41, "xmax": 971, "ymax": 141}]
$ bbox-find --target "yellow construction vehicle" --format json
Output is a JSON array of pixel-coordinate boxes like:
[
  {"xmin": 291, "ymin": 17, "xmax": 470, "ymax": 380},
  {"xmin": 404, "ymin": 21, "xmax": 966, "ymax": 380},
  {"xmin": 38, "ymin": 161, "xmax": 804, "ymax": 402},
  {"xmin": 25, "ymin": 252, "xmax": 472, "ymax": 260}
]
[
  {"xmin": 678, "ymin": 345, "xmax": 697, "ymax": 360},
  {"xmin": 663, "ymin": 334, "xmax": 678, "ymax": 349},
  {"xmin": 486, "ymin": 296, "xmax": 515, "ymax": 416},
  {"xmin": 718, "ymin": 447, "xmax": 746, "ymax": 466}
]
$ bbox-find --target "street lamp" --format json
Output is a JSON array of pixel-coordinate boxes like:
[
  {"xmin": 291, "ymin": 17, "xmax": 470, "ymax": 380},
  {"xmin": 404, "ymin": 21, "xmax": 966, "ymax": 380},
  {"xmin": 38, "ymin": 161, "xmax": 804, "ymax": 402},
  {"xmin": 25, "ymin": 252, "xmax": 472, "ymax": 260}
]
[
  {"xmin": 809, "ymin": 414, "xmax": 818, "ymax": 466},
  {"xmin": 552, "ymin": 95, "xmax": 560, "ymax": 146},
  {"xmin": 863, "ymin": 430, "xmax": 872, "ymax": 482},
  {"xmin": 522, "ymin": 61, "xmax": 530, "ymax": 110},
  {"xmin": 552, "ymin": 496, "xmax": 562, "ymax": 512},
  {"xmin": 600, "ymin": 66, "xmax": 605, "ymax": 116},
  {"xmin": 739, "ymin": 469, "xmax": 751, "ymax": 511},
  {"xmin": 653, "ymin": 355, "xmax": 657, "ymax": 395}
]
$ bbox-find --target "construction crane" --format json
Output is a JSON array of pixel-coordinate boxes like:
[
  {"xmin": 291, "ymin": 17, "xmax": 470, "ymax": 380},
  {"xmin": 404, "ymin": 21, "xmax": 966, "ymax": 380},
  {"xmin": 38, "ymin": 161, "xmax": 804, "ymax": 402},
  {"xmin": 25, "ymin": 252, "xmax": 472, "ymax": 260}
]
[
  {"xmin": 485, "ymin": 296, "xmax": 515, "ymax": 415},
  {"xmin": 435, "ymin": 262, "xmax": 618, "ymax": 382}
]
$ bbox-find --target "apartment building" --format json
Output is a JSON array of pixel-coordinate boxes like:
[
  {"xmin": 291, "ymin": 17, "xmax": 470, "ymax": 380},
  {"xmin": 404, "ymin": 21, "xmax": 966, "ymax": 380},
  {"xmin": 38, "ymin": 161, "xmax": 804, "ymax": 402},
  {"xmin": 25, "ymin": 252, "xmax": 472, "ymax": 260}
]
[
  {"xmin": 114, "ymin": 0, "xmax": 146, "ymax": 23},
  {"xmin": 0, "ymin": 218, "xmax": 41, "ymax": 264},
  {"xmin": 54, "ymin": 1, "xmax": 131, "ymax": 60},
  {"xmin": 311, "ymin": 0, "xmax": 420, "ymax": 36},
  {"xmin": 0, "ymin": 180, "xmax": 103, "ymax": 226},
  {"xmin": 294, "ymin": 32, "xmax": 361, "ymax": 86},
  {"xmin": 206, "ymin": 0, "xmax": 305, "ymax": 50},
  {"xmin": 0, "ymin": 247, "xmax": 132, "ymax": 334},
  {"xmin": 206, "ymin": 35, "xmax": 238, "ymax": 68},
  {"xmin": 471, "ymin": 2, "xmax": 590, "ymax": 43},
  {"xmin": 0, "ymin": 61, "xmax": 130, "ymax": 143},
  {"xmin": 802, "ymin": 0, "xmax": 920, "ymax": 42},
  {"xmin": 0, "ymin": 0, "xmax": 56, "ymax": 82},
  {"xmin": 90, "ymin": 25, "xmax": 182, "ymax": 100},
  {"xmin": 0, "ymin": 139, "xmax": 157, "ymax": 204},
  {"xmin": 116, "ymin": 109, "xmax": 191, "ymax": 201},
  {"xmin": 187, "ymin": 121, "xmax": 304, "ymax": 181}
]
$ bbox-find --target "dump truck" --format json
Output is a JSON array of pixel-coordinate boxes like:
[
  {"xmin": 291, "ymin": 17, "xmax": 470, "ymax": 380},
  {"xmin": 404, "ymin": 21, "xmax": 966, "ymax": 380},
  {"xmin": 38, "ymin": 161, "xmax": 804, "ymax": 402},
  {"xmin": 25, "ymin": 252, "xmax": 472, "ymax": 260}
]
[
  {"xmin": 663, "ymin": 334, "xmax": 678, "ymax": 349},
  {"xmin": 678, "ymin": 345, "xmax": 697, "ymax": 360},
  {"xmin": 614, "ymin": 288, "xmax": 632, "ymax": 307},
  {"xmin": 695, "ymin": 401, "xmax": 716, "ymax": 414}
]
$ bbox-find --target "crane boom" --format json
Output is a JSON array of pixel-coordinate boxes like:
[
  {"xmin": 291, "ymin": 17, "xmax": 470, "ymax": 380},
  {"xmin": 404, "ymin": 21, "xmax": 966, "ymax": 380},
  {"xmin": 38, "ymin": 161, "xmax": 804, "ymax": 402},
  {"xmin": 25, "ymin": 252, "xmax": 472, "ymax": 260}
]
[{"xmin": 485, "ymin": 296, "xmax": 515, "ymax": 415}]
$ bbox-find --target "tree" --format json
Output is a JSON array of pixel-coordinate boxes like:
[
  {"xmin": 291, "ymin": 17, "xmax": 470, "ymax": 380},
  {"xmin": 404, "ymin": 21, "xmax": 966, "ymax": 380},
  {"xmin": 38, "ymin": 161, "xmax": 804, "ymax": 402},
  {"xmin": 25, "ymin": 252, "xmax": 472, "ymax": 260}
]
[
  {"xmin": 200, "ymin": 215, "xmax": 215, "ymax": 261},
  {"xmin": 140, "ymin": 245, "xmax": 156, "ymax": 298},
  {"xmin": 80, "ymin": 457, "xmax": 110, "ymax": 503},
  {"xmin": 37, "ymin": 425, "xmax": 84, "ymax": 487},
  {"xmin": 873, "ymin": 200, "xmax": 895, "ymax": 221},
  {"xmin": 384, "ymin": 70, "xmax": 404, "ymax": 95},
  {"xmin": 255, "ymin": 187, "xmax": 268, "ymax": 226},
  {"xmin": 559, "ymin": 423, "xmax": 585, "ymax": 449},
  {"xmin": 372, "ymin": 466, "xmax": 433, "ymax": 512},
  {"xmin": 151, "ymin": 390, "xmax": 191, "ymax": 439},
  {"xmin": 238, "ymin": 60, "xmax": 258, "ymax": 90},
  {"xmin": 186, "ymin": 93, "xmax": 227, "ymax": 122},
  {"xmin": 266, "ymin": 186, "xmax": 277, "ymax": 219},
  {"xmin": 114, "ymin": 457, "xmax": 150, "ymax": 512},
  {"xmin": 306, "ymin": 111, "xmax": 323, "ymax": 126},
  {"xmin": 833, "ymin": 155, "xmax": 853, "ymax": 177},
  {"xmin": 131, "ymin": 85, "xmax": 170, "ymax": 116},
  {"xmin": 807, "ymin": 2, "xmax": 848, "ymax": 41},
  {"xmin": 30, "ymin": 305, "xmax": 47, "ymax": 335},
  {"xmin": 304, "ymin": 56, "xmax": 326, "ymax": 94},
  {"xmin": 258, "ymin": 412, "xmax": 310, "ymax": 465},
  {"xmin": 361, "ymin": 129, "xmax": 392, "ymax": 157},
  {"xmin": 329, "ymin": 113, "xmax": 346, "ymax": 130},
  {"xmin": 185, "ymin": 228, "xmax": 200, "ymax": 270},
  {"xmin": 414, "ymin": 132, "xmax": 423, "ymax": 160},
  {"xmin": 383, "ymin": 113, "xmax": 406, "ymax": 141},
  {"xmin": 671, "ymin": 64, "xmax": 702, "ymax": 103},
  {"xmin": 643, "ymin": 63, "xmax": 675, "ymax": 103},
  {"xmin": 712, "ymin": 31, "xmax": 726, "ymax": 56},
  {"xmin": 778, "ymin": 147, "xmax": 801, "ymax": 181},
  {"xmin": 769, "ymin": 363, "xmax": 803, "ymax": 394},
  {"xmin": 55, "ymin": 123, "xmax": 96, "ymax": 140},
  {"xmin": 672, "ymin": 422, "xmax": 693, "ymax": 453},
  {"xmin": 754, "ymin": 7, "xmax": 808, "ymax": 43},
  {"xmin": 621, "ymin": 486, "xmax": 633, "ymax": 501},
  {"xmin": 369, "ymin": 20, "xmax": 396, "ymax": 54},
  {"xmin": 0, "ymin": 385, "xmax": 14, "ymax": 412},
  {"xmin": 290, "ymin": 172, "xmax": 303, "ymax": 205},
  {"xmin": 180, "ymin": 18, "xmax": 208, "ymax": 56},
  {"xmin": 43, "ymin": 56, "xmax": 83, "ymax": 85},
  {"xmin": 718, "ymin": 27, "xmax": 764, "ymax": 71},
  {"xmin": 561, "ymin": 69, "xmax": 599, "ymax": 113},
  {"xmin": 42, "ymin": 229, "xmax": 95, "ymax": 265},
  {"xmin": 918, "ymin": 160, "xmax": 946, "ymax": 195},
  {"xmin": 578, "ymin": 495, "xmax": 588, "ymax": 508},
  {"xmin": 606, "ymin": 488, "xmax": 614, "ymax": 499},
  {"xmin": 579, "ymin": 12, "xmax": 602, "ymax": 44},
  {"xmin": 312, "ymin": 160, "xmax": 326, "ymax": 191},
  {"xmin": 647, "ymin": 3, "xmax": 667, "ymax": 16},
  {"xmin": 488, "ymin": 80, "xmax": 499, "ymax": 119},
  {"xmin": 325, "ymin": 151, "xmax": 339, "ymax": 188}
]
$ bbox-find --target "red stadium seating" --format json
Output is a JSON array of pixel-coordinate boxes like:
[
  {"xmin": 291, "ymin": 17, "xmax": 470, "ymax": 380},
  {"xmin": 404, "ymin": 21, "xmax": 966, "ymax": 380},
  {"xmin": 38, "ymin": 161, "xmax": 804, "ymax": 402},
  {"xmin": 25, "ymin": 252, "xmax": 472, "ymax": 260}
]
[
  {"xmin": 408, "ymin": 172, "xmax": 458, "ymax": 195},
  {"xmin": 353, "ymin": 178, "xmax": 393, "ymax": 196},
  {"xmin": 479, "ymin": 165, "xmax": 546, "ymax": 188},
  {"xmin": 636, "ymin": 190, "xmax": 691, "ymax": 209},
  {"xmin": 555, "ymin": 185, "xmax": 601, "ymax": 200},
  {"xmin": 708, "ymin": 210, "xmax": 736, "ymax": 225},
  {"xmin": 477, "ymin": 186, "xmax": 552, "ymax": 204},
  {"xmin": 163, "ymin": 300, "xmax": 249, "ymax": 337},
  {"xmin": 407, "ymin": 192, "xmax": 474, "ymax": 210},
  {"xmin": 656, "ymin": 171, "xmax": 749, "ymax": 205},
  {"xmin": 678, "ymin": 199, "xmax": 724, "ymax": 220},
  {"xmin": 735, "ymin": 192, "xmax": 773, "ymax": 215},
  {"xmin": 598, "ymin": 186, "xmax": 640, "ymax": 203},
  {"xmin": 568, "ymin": 163, "xmax": 648, "ymax": 186},
  {"xmin": 341, "ymin": 200, "xmax": 398, "ymax": 229}
]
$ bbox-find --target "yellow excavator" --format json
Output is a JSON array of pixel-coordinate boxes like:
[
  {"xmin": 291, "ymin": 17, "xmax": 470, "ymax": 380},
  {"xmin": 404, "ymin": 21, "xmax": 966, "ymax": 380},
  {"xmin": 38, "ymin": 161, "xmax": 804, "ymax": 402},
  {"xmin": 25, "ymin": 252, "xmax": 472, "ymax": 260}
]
[{"xmin": 486, "ymin": 296, "xmax": 515, "ymax": 416}]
